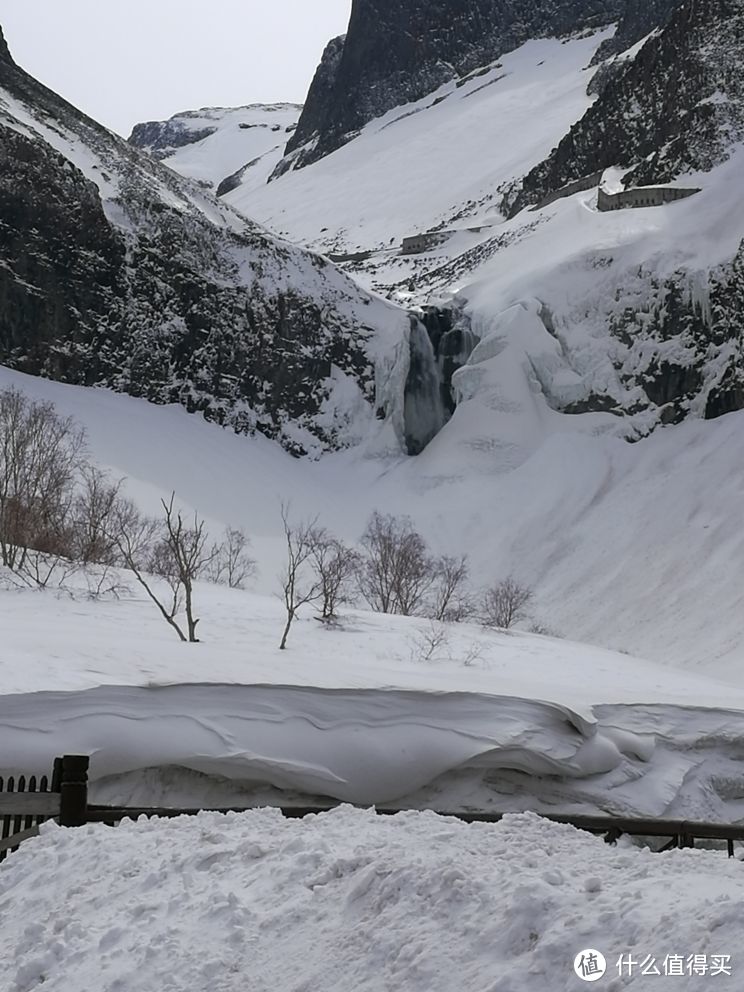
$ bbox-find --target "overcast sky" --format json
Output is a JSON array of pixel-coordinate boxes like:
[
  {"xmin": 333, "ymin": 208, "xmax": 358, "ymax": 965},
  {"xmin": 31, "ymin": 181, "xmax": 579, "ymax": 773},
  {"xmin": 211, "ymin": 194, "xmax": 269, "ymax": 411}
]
[{"xmin": 3, "ymin": 1, "xmax": 351, "ymax": 136}]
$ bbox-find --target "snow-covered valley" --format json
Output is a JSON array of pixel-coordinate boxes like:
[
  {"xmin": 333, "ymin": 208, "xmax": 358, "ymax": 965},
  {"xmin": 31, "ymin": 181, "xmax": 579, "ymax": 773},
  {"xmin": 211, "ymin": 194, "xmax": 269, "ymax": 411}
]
[{"xmin": 3, "ymin": 3, "xmax": 744, "ymax": 988}]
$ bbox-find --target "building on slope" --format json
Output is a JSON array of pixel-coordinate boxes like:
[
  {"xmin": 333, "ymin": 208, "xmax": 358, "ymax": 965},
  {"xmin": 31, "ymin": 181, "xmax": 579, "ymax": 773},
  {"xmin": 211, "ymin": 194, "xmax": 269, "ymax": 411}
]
[{"xmin": 597, "ymin": 184, "xmax": 701, "ymax": 211}]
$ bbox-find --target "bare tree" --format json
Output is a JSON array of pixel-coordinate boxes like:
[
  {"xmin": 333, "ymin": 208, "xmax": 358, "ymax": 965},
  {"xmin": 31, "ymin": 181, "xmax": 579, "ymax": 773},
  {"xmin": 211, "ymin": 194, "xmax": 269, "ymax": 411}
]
[
  {"xmin": 309, "ymin": 532, "xmax": 360, "ymax": 622},
  {"xmin": 207, "ymin": 526, "xmax": 256, "ymax": 589},
  {"xmin": 0, "ymin": 387, "xmax": 85, "ymax": 574},
  {"xmin": 156, "ymin": 494, "xmax": 217, "ymax": 642},
  {"xmin": 111, "ymin": 498, "xmax": 184, "ymax": 637},
  {"xmin": 358, "ymin": 512, "xmax": 435, "ymax": 616},
  {"xmin": 481, "ymin": 578, "xmax": 534, "ymax": 630},
  {"xmin": 278, "ymin": 504, "xmax": 322, "ymax": 649},
  {"xmin": 112, "ymin": 494, "xmax": 215, "ymax": 642},
  {"xmin": 429, "ymin": 554, "xmax": 472, "ymax": 621}
]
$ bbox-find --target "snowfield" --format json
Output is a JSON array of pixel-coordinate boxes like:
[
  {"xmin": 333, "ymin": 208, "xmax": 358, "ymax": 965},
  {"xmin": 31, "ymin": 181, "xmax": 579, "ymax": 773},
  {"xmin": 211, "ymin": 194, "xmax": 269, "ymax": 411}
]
[
  {"xmin": 1, "ymin": 808, "xmax": 741, "ymax": 991},
  {"xmin": 1, "ymin": 363, "xmax": 742, "ymax": 678},
  {"xmin": 3, "ymin": 556, "xmax": 744, "ymax": 819}
]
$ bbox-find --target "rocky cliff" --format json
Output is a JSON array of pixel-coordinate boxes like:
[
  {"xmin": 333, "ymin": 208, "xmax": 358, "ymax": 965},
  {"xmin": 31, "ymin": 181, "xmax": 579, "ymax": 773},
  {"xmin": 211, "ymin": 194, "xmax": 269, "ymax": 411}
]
[
  {"xmin": 0, "ymin": 28, "xmax": 406, "ymax": 457},
  {"xmin": 496, "ymin": 0, "xmax": 744, "ymax": 429},
  {"xmin": 276, "ymin": 0, "xmax": 686, "ymax": 175},
  {"xmin": 510, "ymin": 0, "xmax": 744, "ymax": 211}
]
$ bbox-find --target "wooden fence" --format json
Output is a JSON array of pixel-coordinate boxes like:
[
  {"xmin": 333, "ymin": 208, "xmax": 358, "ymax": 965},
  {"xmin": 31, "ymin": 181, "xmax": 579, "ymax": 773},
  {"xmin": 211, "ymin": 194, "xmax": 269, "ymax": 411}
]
[
  {"xmin": 0, "ymin": 755, "xmax": 89, "ymax": 861},
  {"xmin": 2, "ymin": 755, "xmax": 744, "ymax": 862}
]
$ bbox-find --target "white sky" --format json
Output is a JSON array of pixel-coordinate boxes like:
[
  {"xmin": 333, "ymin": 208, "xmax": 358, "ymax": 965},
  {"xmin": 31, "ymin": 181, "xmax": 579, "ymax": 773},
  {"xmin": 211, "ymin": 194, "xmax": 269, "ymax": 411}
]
[{"xmin": 2, "ymin": 1, "xmax": 351, "ymax": 137}]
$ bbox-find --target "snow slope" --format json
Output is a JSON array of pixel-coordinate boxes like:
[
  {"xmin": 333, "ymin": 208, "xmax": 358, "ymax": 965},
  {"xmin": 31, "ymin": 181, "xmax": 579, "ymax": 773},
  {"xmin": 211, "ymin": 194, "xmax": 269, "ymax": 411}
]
[
  {"xmin": 129, "ymin": 104, "xmax": 302, "ymax": 194},
  {"xmin": 1, "ymin": 808, "xmax": 741, "ymax": 992},
  {"xmin": 1, "ymin": 364, "xmax": 741, "ymax": 676},
  {"xmin": 228, "ymin": 32, "xmax": 612, "ymax": 254}
]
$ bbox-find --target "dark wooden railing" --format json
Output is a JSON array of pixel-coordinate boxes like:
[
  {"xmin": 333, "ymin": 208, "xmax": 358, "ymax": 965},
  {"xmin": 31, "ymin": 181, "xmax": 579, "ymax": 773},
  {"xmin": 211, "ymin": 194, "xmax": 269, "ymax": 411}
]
[
  {"xmin": 0, "ymin": 755, "xmax": 90, "ymax": 860},
  {"xmin": 2, "ymin": 755, "xmax": 744, "ymax": 862}
]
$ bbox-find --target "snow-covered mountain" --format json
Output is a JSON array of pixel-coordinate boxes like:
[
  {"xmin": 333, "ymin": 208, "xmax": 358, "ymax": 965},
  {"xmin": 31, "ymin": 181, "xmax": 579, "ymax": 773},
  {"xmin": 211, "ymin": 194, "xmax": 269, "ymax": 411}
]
[
  {"xmin": 2, "ymin": 4, "xmax": 742, "ymax": 669},
  {"xmin": 216, "ymin": 1, "xmax": 744, "ymax": 443},
  {"xmin": 276, "ymin": 0, "xmax": 684, "ymax": 174},
  {"xmin": 129, "ymin": 104, "xmax": 301, "ymax": 195},
  {"xmin": 2, "ymin": 3, "xmax": 744, "ymax": 836},
  {"xmin": 0, "ymin": 27, "xmax": 407, "ymax": 457}
]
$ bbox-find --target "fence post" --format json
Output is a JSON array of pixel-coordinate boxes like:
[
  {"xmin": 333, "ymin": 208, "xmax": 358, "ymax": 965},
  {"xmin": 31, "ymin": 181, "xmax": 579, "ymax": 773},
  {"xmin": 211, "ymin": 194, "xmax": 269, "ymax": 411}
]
[
  {"xmin": 59, "ymin": 755, "xmax": 89, "ymax": 828},
  {"xmin": 51, "ymin": 757, "xmax": 63, "ymax": 793}
]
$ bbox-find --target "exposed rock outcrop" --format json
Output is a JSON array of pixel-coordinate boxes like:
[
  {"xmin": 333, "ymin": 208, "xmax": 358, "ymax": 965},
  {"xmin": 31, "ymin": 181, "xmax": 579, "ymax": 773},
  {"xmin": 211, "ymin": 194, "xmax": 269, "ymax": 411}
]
[
  {"xmin": 279, "ymin": 0, "xmax": 632, "ymax": 173},
  {"xmin": 508, "ymin": 0, "xmax": 744, "ymax": 214}
]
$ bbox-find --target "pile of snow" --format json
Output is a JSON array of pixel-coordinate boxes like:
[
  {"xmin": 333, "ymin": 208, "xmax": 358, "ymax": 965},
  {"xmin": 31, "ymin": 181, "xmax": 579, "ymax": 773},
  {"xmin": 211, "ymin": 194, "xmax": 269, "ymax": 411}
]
[{"xmin": 1, "ymin": 808, "xmax": 740, "ymax": 991}]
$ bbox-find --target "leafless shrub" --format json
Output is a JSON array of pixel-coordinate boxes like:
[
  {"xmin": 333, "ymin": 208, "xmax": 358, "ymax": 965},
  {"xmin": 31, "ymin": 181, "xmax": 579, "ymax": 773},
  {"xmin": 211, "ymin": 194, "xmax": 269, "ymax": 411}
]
[
  {"xmin": 70, "ymin": 465, "xmax": 124, "ymax": 565},
  {"xmin": 207, "ymin": 526, "xmax": 256, "ymax": 589},
  {"xmin": 358, "ymin": 511, "xmax": 436, "ymax": 616},
  {"xmin": 14, "ymin": 550, "xmax": 79, "ymax": 590},
  {"xmin": 409, "ymin": 620, "xmax": 450, "ymax": 663},
  {"xmin": 528, "ymin": 622, "xmax": 562, "ymax": 638},
  {"xmin": 310, "ymin": 532, "xmax": 360, "ymax": 622},
  {"xmin": 81, "ymin": 563, "xmax": 129, "ymax": 601},
  {"xmin": 481, "ymin": 578, "xmax": 534, "ymax": 630},
  {"xmin": 460, "ymin": 641, "xmax": 486, "ymax": 668},
  {"xmin": 278, "ymin": 503, "xmax": 323, "ymax": 649}
]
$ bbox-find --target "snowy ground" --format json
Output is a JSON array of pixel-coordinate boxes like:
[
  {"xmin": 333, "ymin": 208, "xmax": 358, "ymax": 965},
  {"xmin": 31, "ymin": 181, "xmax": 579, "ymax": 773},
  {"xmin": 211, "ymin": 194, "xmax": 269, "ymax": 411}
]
[
  {"xmin": 0, "ymin": 808, "xmax": 740, "ymax": 991},
  {"xmin": 2, "ymin": 23, "xmax": 744, "ymax": 825},
  {"xmin": 2, "ymin": 345, "xmax": 744, "ymax": 816},
  {"xmin": 4, "ymin": 566, "xmax": 744, "ymax": 818},
  {"xmin": 1, "ymin": 364, "xmax": 741, "ymax": 677}
]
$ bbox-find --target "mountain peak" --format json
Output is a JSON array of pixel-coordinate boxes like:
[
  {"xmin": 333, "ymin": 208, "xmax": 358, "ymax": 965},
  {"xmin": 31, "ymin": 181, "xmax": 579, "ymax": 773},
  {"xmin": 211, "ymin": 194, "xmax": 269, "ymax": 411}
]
[{"xmin": 0, "ymin": 25, "xmax": 13, "ymax": 64}]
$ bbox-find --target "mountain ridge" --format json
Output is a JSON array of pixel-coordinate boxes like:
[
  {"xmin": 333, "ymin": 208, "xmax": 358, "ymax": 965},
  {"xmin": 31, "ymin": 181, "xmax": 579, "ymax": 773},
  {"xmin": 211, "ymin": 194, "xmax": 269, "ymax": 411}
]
[{"xmin": 0, "ymin": 28, "xmax": 408, "ymax": 457}]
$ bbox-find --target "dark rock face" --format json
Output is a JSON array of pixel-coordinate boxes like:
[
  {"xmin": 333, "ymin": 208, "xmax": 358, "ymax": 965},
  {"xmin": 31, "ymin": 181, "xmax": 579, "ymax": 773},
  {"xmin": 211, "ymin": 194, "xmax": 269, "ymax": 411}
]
[
  {"xmin": 129, "ymin": 119, "xmax": 218, "ymax": 159},
  {"xmin": 599, "ymin": 246, "xmax": 744, "ymax": 428},
  {"xmin": 509, "ymin": 0, "xmax": 744, "ymax": 213},
  {"xmin": 0, "ymin": 30, "xmax": 402, "ymax": 457},
  {"xmin": 0, "ymin": 129, "xmax": 124, "ymax": 377},
  {"xmin": 272, "ymin": 36, "xmax": 346, "ymax": 177},
  {"xmin": 0, "ymin": 25, "xmax": 11, "ymax": 63},
  {"xmin": 280, "ymin": 0, "xmax": 631, "ymax": 172},
  {"xmin": 592, "ymin": 0, "xmax": 682, "ymax": 62}
]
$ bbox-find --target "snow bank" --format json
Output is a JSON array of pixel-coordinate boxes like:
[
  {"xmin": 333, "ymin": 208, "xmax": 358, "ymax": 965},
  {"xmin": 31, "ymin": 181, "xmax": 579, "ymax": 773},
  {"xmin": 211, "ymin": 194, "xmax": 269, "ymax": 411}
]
[
  {"xmin": 1, "ymin": 808, "xmax": 741, "ymax": 991},
  {"xmin": 0, "ymin": 682, "xmax": 623, "ymax": 805}
]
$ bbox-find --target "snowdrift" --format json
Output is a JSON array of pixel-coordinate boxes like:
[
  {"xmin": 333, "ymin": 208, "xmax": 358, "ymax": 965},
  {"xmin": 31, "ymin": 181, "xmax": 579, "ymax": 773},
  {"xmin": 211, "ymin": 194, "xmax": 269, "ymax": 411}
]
[
  {"xmin": 0, "ymin": 682, "xmax": 625, "ymax": 806},
  {"xmin": 1, "ymin": 808, "xmax": 740, "ymax": 991}
]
